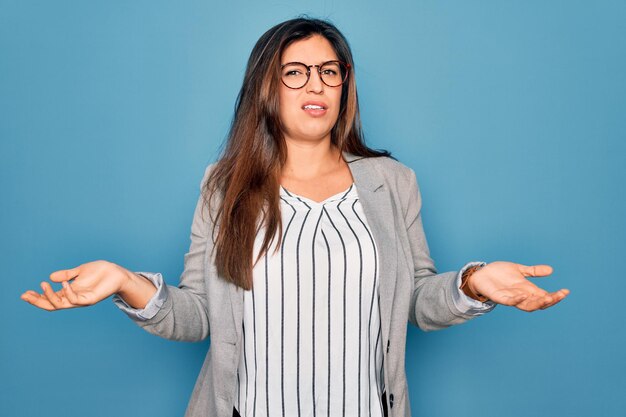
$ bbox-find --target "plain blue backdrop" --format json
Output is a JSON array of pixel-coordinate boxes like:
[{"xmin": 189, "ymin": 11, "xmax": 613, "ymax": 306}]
[{"xmin": 2, "ymin": 1, "xmax": 624, "ymax": 416}]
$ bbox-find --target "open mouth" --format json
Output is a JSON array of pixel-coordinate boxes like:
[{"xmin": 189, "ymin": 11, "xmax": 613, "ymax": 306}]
[
  {"xmin": 302, "ymin": 104, "xmax": 326, "ymax": 110},
  {"xmin": 302, "ymin": 102, "xmax": 328, "ymax": 117}
]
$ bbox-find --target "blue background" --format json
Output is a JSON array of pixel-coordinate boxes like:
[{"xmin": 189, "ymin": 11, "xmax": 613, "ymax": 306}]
[{"xmin": 2, "ymin": 1, "xmax": 624, "ymax": 416}]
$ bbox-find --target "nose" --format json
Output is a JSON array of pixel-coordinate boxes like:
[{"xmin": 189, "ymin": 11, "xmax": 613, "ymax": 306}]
[{"xmin": 306, "ymin": 67, "xmax": 324, "ymax": 94}]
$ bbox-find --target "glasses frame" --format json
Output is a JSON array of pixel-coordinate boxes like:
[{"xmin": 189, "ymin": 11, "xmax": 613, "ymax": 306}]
[{"xmin": 280, "ymin": 60, "xmax": 351, "ymax": 89}]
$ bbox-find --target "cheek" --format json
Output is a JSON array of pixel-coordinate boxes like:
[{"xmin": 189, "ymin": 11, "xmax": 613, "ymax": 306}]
[
  {"xmin": 330, "ymin": 92, "xmax": 343, "ymax": 122},
  {"xmin": 278, "ymin": 90, "xmax": 298, "ymax": 120},
  {"xmin": 278, "ymin": 101, "xmax": 297, "ymax": 132}
]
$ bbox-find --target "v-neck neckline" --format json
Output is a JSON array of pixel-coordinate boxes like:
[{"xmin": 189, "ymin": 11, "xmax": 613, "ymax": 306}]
[{"xmin": 280, "ymin": 183, "xmax": 356, "ymax": 205}]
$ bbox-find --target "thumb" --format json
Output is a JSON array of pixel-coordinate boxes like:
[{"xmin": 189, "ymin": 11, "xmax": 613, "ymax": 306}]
[
  {"xmin": 50, "ymin": 266, "xmax": 81, "ymax": 282},
  {"xmin": 518, "ymin": 264, "xmax": 553, "ymax": 278}
]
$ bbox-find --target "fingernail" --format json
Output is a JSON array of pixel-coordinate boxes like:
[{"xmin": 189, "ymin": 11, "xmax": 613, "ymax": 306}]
[{"xmin": 62, "ymin": 281, "xmax": 68, "ymax": 288}]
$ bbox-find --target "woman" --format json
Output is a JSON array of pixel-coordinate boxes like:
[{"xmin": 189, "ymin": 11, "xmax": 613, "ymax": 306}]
[{"xmin": 20, "ymin": 17, "xmax": 569, "ymax": 417}]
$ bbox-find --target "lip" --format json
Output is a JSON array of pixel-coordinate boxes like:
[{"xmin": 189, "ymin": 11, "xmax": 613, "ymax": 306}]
[
  {"xmin": 301, "ymin": 100, "xmax": 328, "ymax": 117},
  {"xmin": 301, "ymin": 101, "xmax": 328, "ymax": 110}
]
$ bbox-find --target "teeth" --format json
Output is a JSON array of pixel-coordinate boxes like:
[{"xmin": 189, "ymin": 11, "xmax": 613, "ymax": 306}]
[{"xmin": 304, "ymin": 105, "xmax": 324, "ymax": 110}]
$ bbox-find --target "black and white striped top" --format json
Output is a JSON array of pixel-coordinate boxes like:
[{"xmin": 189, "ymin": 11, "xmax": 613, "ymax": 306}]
[{"xmin": 234, "ymin": 183, "xmax": 385, "ymax": 417}]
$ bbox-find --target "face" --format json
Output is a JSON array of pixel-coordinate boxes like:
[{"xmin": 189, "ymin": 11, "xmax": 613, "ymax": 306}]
[{"xmin": 278, "ymin": 35, "xmax": 343, "ymax": 146}]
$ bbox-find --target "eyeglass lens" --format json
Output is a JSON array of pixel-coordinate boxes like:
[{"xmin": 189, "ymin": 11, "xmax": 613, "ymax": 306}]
[{"xmin": 281, "ymin": 61, "xmax": 348, "ymax": 89}]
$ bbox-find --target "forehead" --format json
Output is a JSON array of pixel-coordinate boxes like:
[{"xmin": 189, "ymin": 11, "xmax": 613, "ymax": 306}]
[{"xmin": 281, "ymin": 34, "xmax": 339, "ymax": 64}]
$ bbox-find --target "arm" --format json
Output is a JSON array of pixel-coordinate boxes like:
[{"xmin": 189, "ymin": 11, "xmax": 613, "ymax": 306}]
[
  {"xmin": 404, "ymin": 168, "xmax": 495, "ymax": 331},
  {"xmin": 403, "ymin": 168, "xmax": 569, "ymax": 327},
  {"xmin": 111, "ymin": 164, "xmax": 216, "ymax": 342},
  {"xmin": 21, "ymin": 165, "xmax": 217, "ymax": 342},
  {"xmin": 115, "ymin": 271, "xmax": 159, "ymax": 311}
]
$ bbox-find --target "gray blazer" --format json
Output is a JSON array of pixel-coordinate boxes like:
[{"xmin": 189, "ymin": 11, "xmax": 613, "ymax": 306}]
[{"xmin": 117, "ymin": 151, "xmax": 493, "ymax": 417}]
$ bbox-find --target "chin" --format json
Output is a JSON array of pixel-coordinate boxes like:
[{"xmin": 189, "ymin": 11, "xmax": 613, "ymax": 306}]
[
  {"xmin": 301, "ymin": 128, "xmax": 333, "ymax": 141},
  {"xmin": 301, "ymin": 122, "xmax": 335, "ymax": 137},
  {"xmin": 284, "ymin": 131, "xmax": 329, "ymax": 143}
]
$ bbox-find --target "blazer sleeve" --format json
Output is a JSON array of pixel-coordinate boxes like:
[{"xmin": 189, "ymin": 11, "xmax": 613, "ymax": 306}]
[
  {"xmin": 403, "ymin": 168, "xmax": 495, "ymax": 331},
  {"xmin": 111, "ymin": 164, "xmax": 215, "ymax": 342}
]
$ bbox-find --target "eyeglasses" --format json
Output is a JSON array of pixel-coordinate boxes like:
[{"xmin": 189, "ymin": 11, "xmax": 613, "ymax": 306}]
[{"xmin": 280, "ymin": 60, "xmax": 351, "ymax": 89}]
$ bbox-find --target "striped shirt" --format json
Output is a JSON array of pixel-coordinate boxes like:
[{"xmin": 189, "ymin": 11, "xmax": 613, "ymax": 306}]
[{"xmin": 234, "ymin": 183, "xmax": 385, "ymax": 417}]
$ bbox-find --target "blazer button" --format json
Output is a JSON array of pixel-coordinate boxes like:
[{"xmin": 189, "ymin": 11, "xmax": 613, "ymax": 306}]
[
  {"xmin": 389, "ymin": 393, "xmax": 394, "ymax": 408},
  {"xmin": 386, "ymin": 340, "xmax": 390, "ymax": 353}
]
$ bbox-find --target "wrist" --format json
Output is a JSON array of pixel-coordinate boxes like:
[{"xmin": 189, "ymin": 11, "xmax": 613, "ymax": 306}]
[
  {"xmin": 460, "ymin": 264, "xmax": 489, "ymax": 302},
  {"xmin": 115, "ymin": 271, "xmax": 158, "ymax": 310},
  {"xmin": 117, "ymin": 271, "xmax": 139, "ymax": 298}
]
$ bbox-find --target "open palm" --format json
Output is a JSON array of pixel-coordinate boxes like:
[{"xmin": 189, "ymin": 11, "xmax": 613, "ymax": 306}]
[
  {"xmin": 20, "ymin": 261, "xmax": 129, "ymax": 311},
  {"xmin": 469, "ymin": 261, "xmax": 570, "ymax": 311}
]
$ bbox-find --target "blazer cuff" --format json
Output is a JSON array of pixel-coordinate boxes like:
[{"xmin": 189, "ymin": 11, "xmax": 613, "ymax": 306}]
[
  {"xmin": 112, "ymin": 272, "xmax": 169, "ymax": 321},
  {"xmin": 451, "ymin": 262, "xmax": 496, "ymax": 315}
]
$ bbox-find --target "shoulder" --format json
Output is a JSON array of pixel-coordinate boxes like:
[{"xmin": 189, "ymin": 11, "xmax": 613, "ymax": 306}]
[
  {"xmin": 200, "ymin": 162, "xmax": 217, "ymax": 187},
  {"xmin": 351, "ymin": 155, "xmax": 422, "ymax": 218},
  {"xmin": 372, "ymin": 155, "xmax": 415, "ymax": 177},
  {"xmin": 197, "ymin": 162, "xmax": 223, "ymax": 215},
  {"xmin": 353, "ymin": 155, "xmax": 418, "ymax": 190}
]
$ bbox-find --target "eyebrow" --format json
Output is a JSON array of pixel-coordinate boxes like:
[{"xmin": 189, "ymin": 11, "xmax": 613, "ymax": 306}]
[{"xmin": 281, "ymin": 60, "xmax": 340, "ymax": 66}]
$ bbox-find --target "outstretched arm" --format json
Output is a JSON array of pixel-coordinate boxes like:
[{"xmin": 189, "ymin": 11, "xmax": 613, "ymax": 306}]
[
  {"xmin": 403, "ymin": 167, "xmax": 568, "ymax": 331},
  {"xmin": 21, "ymin": 164, "xmax": 217, "ymax": 342}
]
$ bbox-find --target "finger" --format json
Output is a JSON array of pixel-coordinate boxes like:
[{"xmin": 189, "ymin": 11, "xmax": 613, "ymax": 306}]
[
  {"xmin": 518, "ymin": 292, "xmax": 557, "ymax": 312},
  {"xmin": 540, "ymin": 289, "xmax": 570, "ymax": 310},
  {"xmin": 534, "ymin": 288, "xmax": 569, "ymax": 310},
  {"xmin": 21, "ymin": 291, "xmax": 56, "ymax": 311},
  {"xmin": 20, "ymin": 291, "xmax": 35, "ymax": 302},
  {"xmin": 50, "ymin": 266, "xmax": 81, "ymax": 283},
  {"xmin": 41, "ymin": 282, "xmax": 65, "ymax": 309},
  {"xmin": 540, "ymin": 298, "xmax": 561, "ymax": 310},
  {"xmin": 62, "ymin": 281, "xmax": 84, "ymax": 305},
  {"xmin": 518, "ymin": 264, "xmax": 553, "ymax": 278}
]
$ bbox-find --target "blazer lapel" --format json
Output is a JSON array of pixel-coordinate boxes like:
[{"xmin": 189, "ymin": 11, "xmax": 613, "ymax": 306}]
[{"xmin": 344, "ymin": 151, "xmax": 398, "ymax": 346}]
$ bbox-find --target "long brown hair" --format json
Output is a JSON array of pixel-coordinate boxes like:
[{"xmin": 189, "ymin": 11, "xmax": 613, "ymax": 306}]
[{"xmin": 203, "ymin": 17, "xmax": 392, "ymax": 290}]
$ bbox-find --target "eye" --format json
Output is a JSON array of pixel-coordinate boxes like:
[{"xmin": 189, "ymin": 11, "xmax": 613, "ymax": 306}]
[
  {"xmin": 282, "ymin": 63, "xmax": 308, "ymax": 77},
  {"xmin": 320, "ymin": 62, "xmax": 342, "ymax": 77},
  {"xmin": 284, "ymin": 70, "xmax": 302, "ymax": 77}
]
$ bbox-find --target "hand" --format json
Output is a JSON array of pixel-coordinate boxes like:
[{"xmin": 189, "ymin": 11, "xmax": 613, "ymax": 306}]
[
  {"xmin": 20, "ymin": 260, "xmax": 132, "ymax": 311},
  {"xmin": 467, "ymin": 261, "xmax": 570, "ymax": 312}
]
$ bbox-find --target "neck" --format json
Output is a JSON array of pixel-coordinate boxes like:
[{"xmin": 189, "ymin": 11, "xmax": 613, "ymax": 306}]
[{"xmin": 282, "ymin": 137, "xmax": 343, "ymax": 181}]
